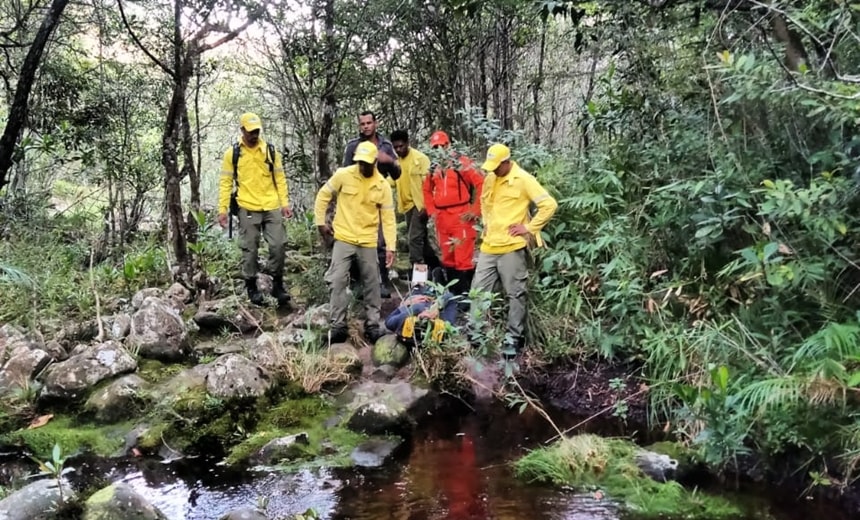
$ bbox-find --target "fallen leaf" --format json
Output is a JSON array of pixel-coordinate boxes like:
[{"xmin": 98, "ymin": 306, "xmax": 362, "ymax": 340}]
[
  {"xmin": 762, "ymin": 222, "xmax": 771, "ymax": 236},
  {"xmin": 27, "ymin": 414, "xmax": 53, "ymax": 429},
  {"xmin": 650, "ymin": 269, "xmax": 668, "ymax": 279},
  {"xmin": 645, "ymin": 298, "xmax": 657, "ymax": 314},
  {"xmin": 131, "ymin": 448, "xmax": 142, "ymax": 457},
  {"xmin": 778, "ymin": 243, "xmax": 793, "ymax": 255}
]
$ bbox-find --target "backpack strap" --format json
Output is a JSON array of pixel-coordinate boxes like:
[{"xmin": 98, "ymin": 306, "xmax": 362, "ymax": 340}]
[
  {"xmin": 265, "ymin": 142, "xmax": 277, "ymax": 189},
  {"xmin": 235, "ymin": 142, "xmax": 279, "ymax": 186},
  {"xmin": 231, "ymin": 142, "xmax": 241, "ymax": 189}
]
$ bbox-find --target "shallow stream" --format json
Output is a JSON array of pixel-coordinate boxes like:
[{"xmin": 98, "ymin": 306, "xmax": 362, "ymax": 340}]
[{"xmin": 25, "ymin": 400, "xmax": 842, "ymax": 520}]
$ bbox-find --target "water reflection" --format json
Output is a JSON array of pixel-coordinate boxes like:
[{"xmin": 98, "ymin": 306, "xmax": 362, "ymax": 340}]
[
  {"xmin": 332, "ymin": 402, "xmax": 622, "ymax": 520},
  {"xmin": 5, "ymin": 400, "xmax": 850, "ymax": 520},
  {"xmin": 98, "ymin": 459, "xmax": 341, "ymax": 519}
]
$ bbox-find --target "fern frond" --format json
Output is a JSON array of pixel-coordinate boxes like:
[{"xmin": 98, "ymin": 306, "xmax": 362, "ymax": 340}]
[
  {"xmin": 736, "ymin": 376, "xmax": 808, "ymax": 414},
  {"xmin": 792, "ymin": 321, "xmax": 860, "ymax": 368},
  {"xmin": 0, "ymin": 263, "xmax": 35, "ymax": 289}
]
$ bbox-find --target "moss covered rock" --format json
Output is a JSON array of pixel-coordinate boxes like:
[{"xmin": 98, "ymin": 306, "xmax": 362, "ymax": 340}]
[
  {"xmin": 205, "ymin": 354, "xmax": 272, "ymax": 398},
  {"xmin": 85, "ymin": 374, "xmax": 149, "ymax": 423},
  {"xmin": 83, "ymin": 482, "xmax": 168, "ymax": 520},
  {"xmin": 40, "ymin": 341, "xmax": 137, "ymax": 401},
  {"xmin": 515, "ymin": 434, "xmax": 746, "ymax": 520},
  {"xmin": 0, "ymin": 416, "xmax": 130, "ymax": 458},
  {"xmin": 0, "ymin": 478, "xmax": 76, "ymax": 520},
  {"xmin": 329, "ymin": 343, "xmax": 362, "ymax": 373},
  {"xmin": 370, "ymin": 334, "xmax": 409, "ymax": 367}
]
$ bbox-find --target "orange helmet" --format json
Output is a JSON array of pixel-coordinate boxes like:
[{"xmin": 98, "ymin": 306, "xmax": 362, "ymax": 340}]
[{"xmin": 429, "ymin": 130, "xmax": 450, "ymax": 147}]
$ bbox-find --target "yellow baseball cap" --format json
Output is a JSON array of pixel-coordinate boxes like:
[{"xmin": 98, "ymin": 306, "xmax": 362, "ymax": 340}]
[
  {"xmin": 481, "ymin": 143, "xmax": 511, "ymax": 171},
  {"xmin": 239, "ymin": 112, "xmax": 262, "ymax": 132},
  {"xmin": 353, "ymin": 141, "xmax": 378, "ymax": 164}
]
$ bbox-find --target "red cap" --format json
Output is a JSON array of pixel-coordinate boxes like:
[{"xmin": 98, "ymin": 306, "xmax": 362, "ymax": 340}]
[{"xmin": 429, "ymin": 130, "xmax": 450, "ymax": 147}]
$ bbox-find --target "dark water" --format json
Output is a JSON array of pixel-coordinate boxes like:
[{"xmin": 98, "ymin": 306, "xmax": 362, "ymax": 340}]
[{"xmin": 27, "ymin": 403, "xmax": 852, "ymax": 519}]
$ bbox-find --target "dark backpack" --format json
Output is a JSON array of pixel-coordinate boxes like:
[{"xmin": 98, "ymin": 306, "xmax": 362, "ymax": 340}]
[{"xmin": 229, "ymin": 141, "xmax": 277, "ymax": 215}]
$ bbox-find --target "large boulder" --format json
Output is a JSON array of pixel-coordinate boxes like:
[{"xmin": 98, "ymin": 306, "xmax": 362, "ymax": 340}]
[
  {"xmin": 40, "ymin": 341, "xmax": 137, "ymax": 400},
  {"xmin": 0, "ymin": 346, "xmax": 51, "ymax": 395},
  {"xmin": 205, "ymin": 354, "xmax": 272, "ymax": 398},
  {"xmin": 85, "ymin": 374, "xmax": 149, "ymax": 422},
  {"xmin": 344, "ymin": 381, "xmax": 432, "ymax": 436},
  {"xmin": 250, "ymin": 334, "xmax": 282, "ymax": 374},
  {"xmin": 128, "ymin": 297, "xmax": 190, "ymax": 361},
  {"xmin": 0, "ymin": 325, "xmax": 42, "ymax": 362},
  {"xmin": 0, "ymin": 478, "xmax": 76, "ymax": 520},
  {"xmin": 193, "ymin": 297, "xmax": 262, "ymax": 333},
  {"xmin": 131, "ymin": 288, "xmax": 164, "ymax": 310},
  {"xmin": 82, "ymin": 482, "xmax": 168, "ymax": 520},
  {"xmin": 370, "ymin": 334, "xmax": 409, "ymax": 367}
]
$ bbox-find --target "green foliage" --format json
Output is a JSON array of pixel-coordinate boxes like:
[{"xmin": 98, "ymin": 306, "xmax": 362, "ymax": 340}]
[
  {"xmin": 485, "ymin": 0, "xmax": 860, "ymax": 483},
  {"xmin": 515, "ymin": 434, "xmax": 746, "ymax": 519},
  {"xmin": 0, "ymin": 212, "xmax": 170, "ymax": 325},
  {"xmin": 0, "ymin": 417, "xmax": 130, "ymax": 459},
  {"xmin": 225, "ymin": 395, "xmax": 368, "ymax": 468}
]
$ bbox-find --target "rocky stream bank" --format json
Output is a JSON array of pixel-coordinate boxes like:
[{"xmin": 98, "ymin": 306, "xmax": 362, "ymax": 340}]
[{"xmin": 0, "ymin": 282, "xmax": 854, "ymax": 519}]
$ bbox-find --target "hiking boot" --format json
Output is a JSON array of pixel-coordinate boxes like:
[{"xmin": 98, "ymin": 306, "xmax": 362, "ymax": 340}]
[
  {"xmin": 327, "ymin": 325, "xmax": 349, "ymax": 345},
  {"xmin": 501, "ymin": 336, "xmax": 524, "ymax": 361},
  {"xmin": 245, "ymin": 277, "xmax": 264, "ymax": 306},
  {"xmin": 365, "ymin": 324, "xmax": 385, "ymax": 343},
  {"xmin": 271, "ymin": 276, "xmax": 291, "ymax": 307}
]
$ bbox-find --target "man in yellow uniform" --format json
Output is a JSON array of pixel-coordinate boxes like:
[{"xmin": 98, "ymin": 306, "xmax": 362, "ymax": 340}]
[
  {"xmin": 390, "ymin": 129, "xmax": 437, "ymax": 273},
  {"xmin": 472, "ymin": 143, "xmax": 558, "ymax": 357},
  {"xmin": 217, "ymin": 112, "xmax": 292, "ymax": 307},
  {"xmin": 314, "ymin": 141, "xmax": 397, "ymax": 344}
]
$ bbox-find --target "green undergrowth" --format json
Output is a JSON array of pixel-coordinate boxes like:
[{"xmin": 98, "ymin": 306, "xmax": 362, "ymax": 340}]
[
  {"xmin": 515, "ymin": 434, "xmax": 746, "ymax": 520},
  {"xmin": 225, "ymin": 394, "xmax": 369, "ymax": 467},
  {"xmin": 136, "ymin": 358, "xmax": 187, "ymax": 385},
  {"xmin": 0, "ymin": 416, "xmax": 131, "ymax": 459}
]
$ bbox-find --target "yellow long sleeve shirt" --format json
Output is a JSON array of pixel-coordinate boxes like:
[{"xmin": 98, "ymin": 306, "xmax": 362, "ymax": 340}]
[
  {"xmin": 314, "ymin": 165, "xmax": 397, "ymax": 251},
  {"xmin": 394, "ymin": 147, "xmax": 431, "ymax": 213},
  {"xmin": 218, "ymin": 138, "xmax": 288, "ymax": 214},
  {"xmin": 480, "ymin": 162, "xmax": 558, "ymax": 255}
]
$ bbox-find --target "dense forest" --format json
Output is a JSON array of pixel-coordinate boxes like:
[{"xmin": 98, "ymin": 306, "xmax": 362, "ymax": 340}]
[{"xmin": 2, "ymin": 0, "xmax": 860, "ymax": 508}]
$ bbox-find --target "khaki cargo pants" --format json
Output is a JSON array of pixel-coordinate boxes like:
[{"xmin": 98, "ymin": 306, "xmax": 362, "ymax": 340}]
[
  {"xmin": 470, "ymin": 248, "xmax": 529, "ymax": 341},
  {"xmin": 237, "ymin": 208, "xmax": 286, "ymax": 280},
  {"xmin": 326, "ymin": 240, "xmax": 381, "ymax": 328}
]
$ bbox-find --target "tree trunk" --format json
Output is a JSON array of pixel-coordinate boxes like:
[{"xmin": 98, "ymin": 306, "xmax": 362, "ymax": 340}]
[
  {"xmin": 163, "ymin": 0, "xmax": 188, "ymax": 269},
  {"xmin": 316, "ymin": 0, "xmax": 336, "ymax": 184},
  {"xmin": 163, "ymin": 79, "xmax": 189, "ymax": 269},
  {"xmin": 533, "ymin": 19, "xmax": 547, "ymax": 143},
  {"xmin": 771, "ymin": 13, "xmax": 809, "ymax": 72},
  {"xmin": 181, "ymin": 99, "xmax": 198, "ymax": 247},
  {"xmin": 0, "ymin": 0, "xmax": 70, "ymax": 192}
]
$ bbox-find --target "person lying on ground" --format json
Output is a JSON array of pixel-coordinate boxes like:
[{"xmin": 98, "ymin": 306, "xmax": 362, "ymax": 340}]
[{"xmin": 384, "ymin": 270, "xmax": 458, "ymax": 346}]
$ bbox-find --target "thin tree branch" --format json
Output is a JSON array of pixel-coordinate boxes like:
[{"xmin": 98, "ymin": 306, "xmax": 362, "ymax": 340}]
[
  {"xmin": 194, "ymin": 20, "xmax": 254, "ymax": 54},
  {"xmin": 115, "ymin": 0, "xmax": 173, "ymax": 77}
]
